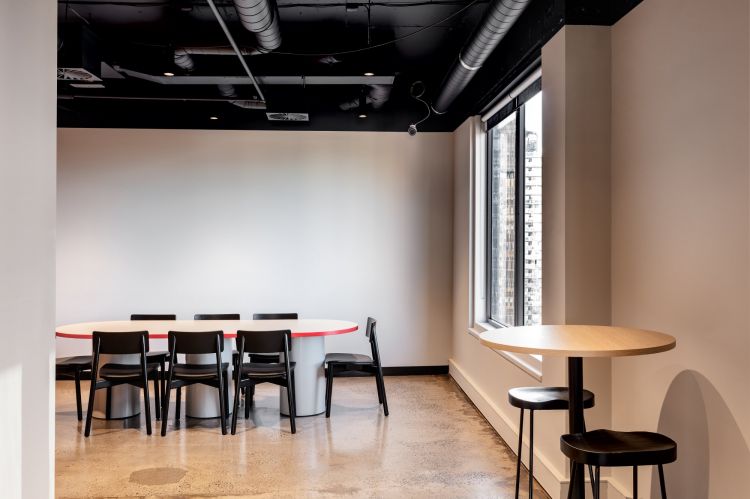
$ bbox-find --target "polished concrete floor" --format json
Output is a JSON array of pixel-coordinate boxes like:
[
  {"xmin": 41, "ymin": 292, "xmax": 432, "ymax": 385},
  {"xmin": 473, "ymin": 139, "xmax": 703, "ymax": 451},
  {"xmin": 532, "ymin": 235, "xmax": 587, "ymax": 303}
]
[{"xmin": 56, "ymin": 375, "xmax": 550, "ymax": 498}]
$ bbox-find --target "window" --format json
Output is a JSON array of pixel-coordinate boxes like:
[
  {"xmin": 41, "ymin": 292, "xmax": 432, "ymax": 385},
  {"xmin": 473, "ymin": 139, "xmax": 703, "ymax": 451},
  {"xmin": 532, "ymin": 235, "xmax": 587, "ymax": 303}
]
[{"xmin": 486, "ymin": 79, "xmax": 542, "ymax": 328}]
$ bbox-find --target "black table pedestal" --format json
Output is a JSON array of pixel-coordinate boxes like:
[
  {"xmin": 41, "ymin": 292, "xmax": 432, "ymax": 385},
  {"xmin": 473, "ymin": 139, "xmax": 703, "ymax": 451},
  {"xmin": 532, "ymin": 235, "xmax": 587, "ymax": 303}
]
[{"xmin": 568, "ymin": 356, "xmax": 585, "ymax": 499}]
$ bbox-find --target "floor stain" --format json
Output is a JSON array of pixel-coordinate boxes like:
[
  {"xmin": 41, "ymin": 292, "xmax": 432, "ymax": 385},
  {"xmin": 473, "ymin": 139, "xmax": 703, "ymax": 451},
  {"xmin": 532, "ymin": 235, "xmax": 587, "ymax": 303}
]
[{"xmin": 129, "ymin": 466, "xmax": 188, "ymax": 485}]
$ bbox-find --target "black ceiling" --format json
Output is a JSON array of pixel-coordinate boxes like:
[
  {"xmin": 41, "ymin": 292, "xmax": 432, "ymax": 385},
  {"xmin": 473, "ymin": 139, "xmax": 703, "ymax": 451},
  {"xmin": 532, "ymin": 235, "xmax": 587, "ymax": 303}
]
[{"xmin": 57, "ymin": 0, "xmax": 642, "ymax": 132}]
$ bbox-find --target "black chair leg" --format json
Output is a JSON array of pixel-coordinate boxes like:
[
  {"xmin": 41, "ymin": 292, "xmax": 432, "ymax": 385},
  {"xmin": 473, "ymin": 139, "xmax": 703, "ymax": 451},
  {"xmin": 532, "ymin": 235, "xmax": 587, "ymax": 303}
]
[
  {"xmin": 658, "ymin": 464, "xmax": 667, "ymax": 499},
  {"xmin": 84, "ymin": 380, "xmax": 98, "ymax": 437},
  {"xmin": 633, "ymin": 466, "xmax": 638, "ymax": 499},
  {"xmin": 217, "ymin": 376, "xmax": 227, "ymax": 436},
  {"xmin": 142, "ymin": 378, "xmax": 152, "ymax": 436},
  {"xmin": 286, "ymin": 379, "xmax": 296, "ymax": 434},
  {"xmin": 245, "ymin": 384, "xmax": 255, "ymax": 419},
  {"xmin": 588, "ymin": 465, "xmax": 597, "ymax": 499},
  {"xmin": 175, "ymin": 387, "xmax": 181, "ymax": 422},
  {"xmin": 377, "ymin": 366, "xmax": 389, "ymax": 416},
  {"xmin": 161, "ymin": 380, "xmax": 172, "ymax": 437},
  {"xmin": 153, "ymin": 373, "xmax": 161, "ymax": 421},
  {"xmin": 325, "ymin": 367, "xmax": 334, "ymax": 418},
  {"xmin": 528, "ymin": 410, "xmax": 534, "ymax": 498},
  {"xmin": 290, "ymin": 371, "xmax": 297, "ymax": 414},
  {"xmin": 514, "ymin": 408, "xmax": 524, "ymax": 499},
  {"xmin": 231, "ymin": 376, "xmax": 242, "ymax": 435},
  {"xmin": 74, "ymin": 368, "xmax": 83, "ymax": 421},
  {"xmin": 105, "ymin": 387, "xmax": 112, "ymax": 420}
]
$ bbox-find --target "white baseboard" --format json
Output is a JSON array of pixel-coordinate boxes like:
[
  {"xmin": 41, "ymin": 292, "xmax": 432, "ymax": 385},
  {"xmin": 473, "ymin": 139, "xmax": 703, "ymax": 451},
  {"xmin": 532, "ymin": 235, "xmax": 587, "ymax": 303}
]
[{"xmin": 448, "ymin": 359, "xmax": 626, "ymax": 499}]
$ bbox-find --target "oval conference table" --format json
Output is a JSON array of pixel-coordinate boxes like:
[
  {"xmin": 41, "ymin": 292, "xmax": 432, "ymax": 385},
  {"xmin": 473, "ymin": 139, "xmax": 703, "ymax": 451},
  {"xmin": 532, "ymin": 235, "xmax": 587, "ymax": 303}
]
[
  {"xmin": 57, "ymin": 319, "xmax": 358, "ymax": 419},
  {"xmin": 479, "ymin": 325, "xmax": 676, "ymax": 499}
]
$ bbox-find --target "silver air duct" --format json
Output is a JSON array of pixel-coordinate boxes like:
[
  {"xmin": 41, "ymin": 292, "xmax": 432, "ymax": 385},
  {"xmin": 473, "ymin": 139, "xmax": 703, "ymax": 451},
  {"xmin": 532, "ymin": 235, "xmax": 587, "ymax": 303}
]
[
  {"xmin": 173, "ymin": 47, "xmax": 261, "ymax": 71},
  {"xmin": 433, "ymin": 0, "xmax": 531, "ymax": 114},
  {"xmin": 233, "ymin": 0, "xmax": 282, "ymax": 51},
  {"xmin": 218, "ymin": 83, "xmax": 267, "ymax": 109}
]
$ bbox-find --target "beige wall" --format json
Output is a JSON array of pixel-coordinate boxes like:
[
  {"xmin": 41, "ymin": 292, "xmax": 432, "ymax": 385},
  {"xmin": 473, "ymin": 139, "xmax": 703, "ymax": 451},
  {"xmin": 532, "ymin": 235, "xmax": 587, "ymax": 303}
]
[
  {"xmin": 610, "ymin": 0, "xmax": 750, "ymax": 496},
  {"xmin": 56, "ymin": 128, "xmax": 455, "ymax": 367},
  {"xmin": 0, "ymin": 0, "xmax": 57, "ymax": 497}
]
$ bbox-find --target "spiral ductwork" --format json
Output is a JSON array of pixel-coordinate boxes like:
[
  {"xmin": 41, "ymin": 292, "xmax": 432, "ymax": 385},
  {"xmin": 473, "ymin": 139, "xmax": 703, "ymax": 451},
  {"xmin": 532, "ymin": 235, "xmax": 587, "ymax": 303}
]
[
  {"xmin": 433, "ymin": 0, "xmax": 531, "ymax": 113},
  {"xmin": 233, "ymin": 0, "xmax": 282, "ymax": 51}
]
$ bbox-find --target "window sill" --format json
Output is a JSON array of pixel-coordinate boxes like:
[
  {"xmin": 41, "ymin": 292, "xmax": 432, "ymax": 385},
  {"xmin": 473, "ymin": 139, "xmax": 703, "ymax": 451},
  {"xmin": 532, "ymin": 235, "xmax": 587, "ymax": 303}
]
[{"xmin": 468, "ymin": 323, "xmax": 543, "ymax": 381}]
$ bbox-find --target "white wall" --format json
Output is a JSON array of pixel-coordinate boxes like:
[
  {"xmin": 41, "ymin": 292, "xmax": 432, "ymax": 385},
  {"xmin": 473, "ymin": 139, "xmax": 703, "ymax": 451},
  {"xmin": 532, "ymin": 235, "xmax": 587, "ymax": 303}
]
[
  {"xmin": 0, "ymin": 1, "xmax": 57, "ymax": 497},
  {"xmin": 610, "ymin": 0, "xmax": 750, "ymax": 496},
  {"xmin": 56, "ymin": 128, "xmax": 454, "ymax": 366}
]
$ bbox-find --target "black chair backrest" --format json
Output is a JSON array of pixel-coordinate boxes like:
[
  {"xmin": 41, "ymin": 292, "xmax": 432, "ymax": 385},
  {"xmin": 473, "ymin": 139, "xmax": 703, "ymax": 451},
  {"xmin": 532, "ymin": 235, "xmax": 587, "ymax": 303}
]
[
  {"xmin": 92, "ymin": 330, "xmax": 149, "ymax": 355},
  {"xmin": 365, "ymin": 317, "xmax": 383, "ymax": 366},
  {"xmin": 131, "ymin": 314, "xmax": 176, "ymax": 320},
  {"xmin": 236, "ymin": 330, "xmax": 291, "ymax": 355},
  {"xmin": 168, "ymin": 330, "xmax": 224, "ymax": 355},
  {"xmin": 194, "ymin": 313, "xmax": 240, "ymax": 320},
  {"xmin": 253, "ymin": 313, "xmax": 298, "ymax": 320}
]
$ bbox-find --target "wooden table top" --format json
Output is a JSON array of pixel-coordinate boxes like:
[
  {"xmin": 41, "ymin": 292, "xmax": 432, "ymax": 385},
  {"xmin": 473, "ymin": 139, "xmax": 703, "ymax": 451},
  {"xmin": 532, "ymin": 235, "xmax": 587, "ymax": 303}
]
[
  {"xmin": 479, "ymin": 324, "xmax": 676, "ymax": 358},
  {"xmin": 56, "ymin": 319, "xmax": 358, "ymax": 339}
]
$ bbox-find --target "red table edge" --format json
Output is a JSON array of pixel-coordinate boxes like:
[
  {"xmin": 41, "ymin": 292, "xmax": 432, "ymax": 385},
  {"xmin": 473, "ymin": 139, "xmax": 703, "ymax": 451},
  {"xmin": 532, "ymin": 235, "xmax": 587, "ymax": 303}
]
[{"xmin": 56, "ymin": 325, "xmax": 358, "ymax": 340}]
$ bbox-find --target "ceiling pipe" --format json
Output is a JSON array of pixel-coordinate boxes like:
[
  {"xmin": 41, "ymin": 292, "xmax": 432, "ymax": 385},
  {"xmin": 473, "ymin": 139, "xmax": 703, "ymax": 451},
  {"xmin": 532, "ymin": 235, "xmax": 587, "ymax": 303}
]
[
  {"xmin": 205, "ymin": 0, "xmax": 266, "ymax": 102},
  {"xmin": 173, "ymin": 46, "xmax": 261, "ymax": 72},
  {"xmin": 218, "ymin": 83, "xmax": 267, "ymax": 109},
  {"xmin": 432, "ymin": 0, "xmax": 531, "ymax": 114},
  {"xmin": 233, "ymin": 0, "xmax": 282, "ymax": 52}
]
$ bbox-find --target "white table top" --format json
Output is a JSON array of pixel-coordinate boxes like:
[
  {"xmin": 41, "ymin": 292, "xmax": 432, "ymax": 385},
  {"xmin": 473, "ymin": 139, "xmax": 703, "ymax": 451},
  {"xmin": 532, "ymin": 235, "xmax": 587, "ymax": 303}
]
[
  {"xmin": 479, "ymin": 324, "xmax": 676, "ymax": 358},
  {"xmin": 56, "ymin": 319, "xmax": 358, "ymax": 339}
]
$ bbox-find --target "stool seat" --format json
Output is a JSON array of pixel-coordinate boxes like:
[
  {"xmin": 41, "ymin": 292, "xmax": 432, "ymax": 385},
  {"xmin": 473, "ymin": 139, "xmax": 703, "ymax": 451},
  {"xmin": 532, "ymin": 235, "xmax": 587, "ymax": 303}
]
[
  {"xmin": 509, "ymin": 386, "xmax": 595, "ymax": 411},
  {"xmin": 561, "ymin": 429, "xmax": 677, "ymax": 467}
]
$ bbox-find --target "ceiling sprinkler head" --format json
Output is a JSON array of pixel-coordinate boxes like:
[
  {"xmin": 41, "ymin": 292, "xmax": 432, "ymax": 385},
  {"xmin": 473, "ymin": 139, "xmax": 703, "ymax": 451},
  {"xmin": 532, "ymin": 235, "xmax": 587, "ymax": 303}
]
[{"xmin": 408, "ymin": 124, "xmax": 418, "ymax": 136}]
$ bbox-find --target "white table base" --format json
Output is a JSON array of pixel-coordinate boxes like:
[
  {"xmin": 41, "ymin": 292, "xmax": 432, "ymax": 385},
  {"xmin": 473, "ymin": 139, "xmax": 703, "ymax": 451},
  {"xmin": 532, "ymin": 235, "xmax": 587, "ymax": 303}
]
[
  {"xmin": 185, "ymin": 349, "xmax": 233, "ymax": 418},
  {"xmin": 280, "ymin": 336, "xmax": 326, "ymax": 417},
  {"xmin": 92, "ymin": 353, "xmax": 140, "ymax": 419}
]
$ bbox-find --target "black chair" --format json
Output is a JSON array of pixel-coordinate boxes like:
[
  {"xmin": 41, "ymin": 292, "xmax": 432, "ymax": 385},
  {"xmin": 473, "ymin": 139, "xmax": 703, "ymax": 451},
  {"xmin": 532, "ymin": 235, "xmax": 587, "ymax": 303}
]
[
  {"xmin": 56, "ymin": 356, "xmax": 92, "ymax": 421},
  {"xmin": 561, "ymin": 429, "xmax": 676, "ymax": 499},
  {"xmin": 194, "ymin": 313, "xmax": 240, "ymax": 321},
  {"xmin": 250, "ymin": 313, "xmax": 298, "ymax": 363},
  {"xmin": 84, "ymin": 330, "xmax": 157, "ymax": 437},
  {"xmin": 130, "ymin": 313, "xmax": 177, "ymax": 420},
  {"xmin": 509, "ymin": 387, "xmax": 596, "ymax": 498},
  {"xmin": 324, "ymin": 317, "xmax": 388, "ymax": 417},
  {"xmin": 231, "ymin": 329, "xmax": 296, "ymax": 434},
  {"xmin": 161, "ymin": 330, "xmax": 229, "ymax": 436}
]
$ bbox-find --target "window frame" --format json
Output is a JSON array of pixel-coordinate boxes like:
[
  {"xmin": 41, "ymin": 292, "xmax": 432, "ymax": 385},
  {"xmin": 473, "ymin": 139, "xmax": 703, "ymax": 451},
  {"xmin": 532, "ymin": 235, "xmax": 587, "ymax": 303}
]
[
  {"xmin": 485, "ymin": 77, "xmax": 541, "ymax": 329},
  {"xmin": 468, "ymin": 70, "xmax": 543, "ymax": 380}
]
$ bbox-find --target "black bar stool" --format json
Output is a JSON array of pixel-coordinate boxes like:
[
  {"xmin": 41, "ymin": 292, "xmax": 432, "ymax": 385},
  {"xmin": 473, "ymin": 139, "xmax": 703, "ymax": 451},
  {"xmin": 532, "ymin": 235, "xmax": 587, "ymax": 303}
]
[
  {"xmin": 509, "ymin": 386, "xmax": 595, "ymax": 498},
  {"xmin": 561, "ymin": 429, "xmax": 676, "ymax": 499}
]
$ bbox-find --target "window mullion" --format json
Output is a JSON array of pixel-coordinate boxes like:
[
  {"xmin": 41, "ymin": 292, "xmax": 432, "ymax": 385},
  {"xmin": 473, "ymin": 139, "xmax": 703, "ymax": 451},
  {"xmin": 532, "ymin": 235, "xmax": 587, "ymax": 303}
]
[{"xmin": 515, "ymin": 105, "xmax": 526, "ymax": 326}]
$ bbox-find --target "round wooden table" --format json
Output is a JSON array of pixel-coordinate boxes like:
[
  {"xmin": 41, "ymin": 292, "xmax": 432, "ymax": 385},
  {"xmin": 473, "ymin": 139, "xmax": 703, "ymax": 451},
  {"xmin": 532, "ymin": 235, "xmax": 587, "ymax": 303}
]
[
  {"xmin": 479, "ymin": 325, "xmax": 676, "ymax": 499},
  {"xmin": 57, "ymin": 319, "xmax": 358, "ymax": 418}
]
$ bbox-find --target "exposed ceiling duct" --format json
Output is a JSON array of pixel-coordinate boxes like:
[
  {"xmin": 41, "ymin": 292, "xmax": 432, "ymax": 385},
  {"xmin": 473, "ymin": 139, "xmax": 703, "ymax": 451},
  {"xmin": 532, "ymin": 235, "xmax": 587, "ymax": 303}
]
[
  {"xmin": 233, "ymin": 0, "xmax": 282, "ymax": 52},
  {"xmin": 432, "ymin": 0, "xmax": 531, "ymax": 114},
  {"xmin": 173, "ymin": 46, "xmax": 261, "ymax": 72},
  {"xmin": 218, "ymin": 83, "xmax": 267, "ymax": 110},
  {"xmin": 339, "ymin": 85, "xmax": 392, "ymax": 111}
]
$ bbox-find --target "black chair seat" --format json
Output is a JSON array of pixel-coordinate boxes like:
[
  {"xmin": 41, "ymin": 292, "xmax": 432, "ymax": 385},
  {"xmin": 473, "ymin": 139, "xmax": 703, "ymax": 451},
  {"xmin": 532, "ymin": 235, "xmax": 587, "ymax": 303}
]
[
  {"xmin": 325, "ymin": 352, "xmax": 373, "ymax": 364},
  {"xmin": 57, "ymin": 355, "xmax": 93, "ymax": 368},
  {"xmin": 99, "ymin": 362, "xmax": 159, "ymax": 379},
  {"xmin": 239, "ymin": 362, "xmax": 295, "ymax": 377},
  {"xmin": 561, "ymin": 429, "xmax": 677, "ymax": 467},
  {"xmin": 509, "ymin": 386, "xmax": 595, "ymax": 411},
  {"xmin": 172, "ymin": 363, "xmax": 229, "ymax": 379}
]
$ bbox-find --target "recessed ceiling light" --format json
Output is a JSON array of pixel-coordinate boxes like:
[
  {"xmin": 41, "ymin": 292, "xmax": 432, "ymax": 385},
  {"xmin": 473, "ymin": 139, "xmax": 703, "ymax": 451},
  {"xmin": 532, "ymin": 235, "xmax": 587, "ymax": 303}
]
[
  {"xmin": 164, "ymin": 72, "xmax": 175, "ymax": 77},
  {"xmin": 358, "ymin": 113, "xmax": 367, "ymax": 119},
  {"xmin": 364, "ymin": 72, "xmax": 374, "ymax": 76},
  {"xmin": 210, "ymin": 116, "xmax": 219, "ymax": 120}
]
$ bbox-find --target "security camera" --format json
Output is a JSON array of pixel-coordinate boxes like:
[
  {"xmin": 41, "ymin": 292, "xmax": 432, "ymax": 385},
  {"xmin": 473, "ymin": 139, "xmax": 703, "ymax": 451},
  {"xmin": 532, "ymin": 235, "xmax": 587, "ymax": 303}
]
[{"xmin": 408, "ymin": 124, "xmax": 418, "ymax": 136}]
